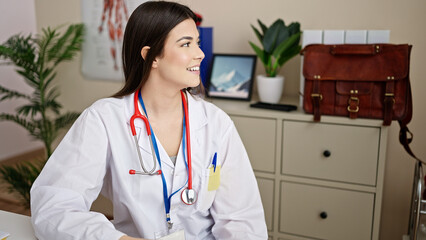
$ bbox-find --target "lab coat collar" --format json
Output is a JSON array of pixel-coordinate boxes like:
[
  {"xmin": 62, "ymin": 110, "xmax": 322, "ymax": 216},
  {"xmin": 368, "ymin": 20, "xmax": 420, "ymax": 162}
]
[
  {"xmin": 125, "ymin": 91, "xmax": 207, "ymax": 131},
  {"xmin": 124, "ymin": 92, "xmax": 208, "ymax": 166}
]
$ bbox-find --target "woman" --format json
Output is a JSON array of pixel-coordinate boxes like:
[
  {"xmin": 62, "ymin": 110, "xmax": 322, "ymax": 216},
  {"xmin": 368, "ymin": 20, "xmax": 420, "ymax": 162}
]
[{"xmin": 30, "ymin": 1, "xmax": 267, "ymax": 239}]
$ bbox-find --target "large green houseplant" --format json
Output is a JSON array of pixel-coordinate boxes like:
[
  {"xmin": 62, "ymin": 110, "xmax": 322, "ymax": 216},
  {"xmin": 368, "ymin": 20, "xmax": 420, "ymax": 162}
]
[
  {"xmin": 249, "ymin": 19, "xmax": 301, "ymax": 103},
  {"xmin": 0, "ymin": 24, "xmax": 84, "ymax": 208}
]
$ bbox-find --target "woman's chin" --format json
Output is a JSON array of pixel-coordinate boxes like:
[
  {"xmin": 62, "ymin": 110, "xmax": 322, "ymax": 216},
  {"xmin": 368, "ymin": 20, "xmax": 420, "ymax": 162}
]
[{"xmin": 186, "ymin": 77, "xmax": 201, "ymax": 88}]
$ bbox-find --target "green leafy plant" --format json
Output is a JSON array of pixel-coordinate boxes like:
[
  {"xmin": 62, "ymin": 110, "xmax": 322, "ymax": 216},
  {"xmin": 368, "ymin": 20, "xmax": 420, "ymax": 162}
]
[
  {"xmin": 0, "ymin": 24, "xmax": 84, "ymax": 208},
  {"xmin": 249, "ymin": 19, "xmax": 302, "ymax": 77}
]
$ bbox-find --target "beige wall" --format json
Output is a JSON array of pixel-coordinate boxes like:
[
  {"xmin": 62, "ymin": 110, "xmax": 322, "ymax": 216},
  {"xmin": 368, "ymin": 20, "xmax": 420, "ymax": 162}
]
[
  {"xmin": 0, "ymin": 0, "xmax": 42, "ymax": 160},
  {"xmin": 33, "ymin": 0, "xmax": 426, "ymax": 239}
]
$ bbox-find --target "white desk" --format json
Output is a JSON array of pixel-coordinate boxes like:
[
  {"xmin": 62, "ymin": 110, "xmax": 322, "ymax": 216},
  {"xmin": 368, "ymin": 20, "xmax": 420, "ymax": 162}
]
[{"xmin": 0, "ymin": 210, "xmax": 36, "ymax": 240}]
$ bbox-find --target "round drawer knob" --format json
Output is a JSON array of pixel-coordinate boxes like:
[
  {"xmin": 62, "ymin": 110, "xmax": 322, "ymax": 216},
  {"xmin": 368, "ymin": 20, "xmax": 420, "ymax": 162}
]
[
  {"xmin": 323, "ymin": 150, "xmax": 331, "ymax": 158},
  {"xmin": 320, "ymin": 211, "xmax": 328, "ymax": 219}
]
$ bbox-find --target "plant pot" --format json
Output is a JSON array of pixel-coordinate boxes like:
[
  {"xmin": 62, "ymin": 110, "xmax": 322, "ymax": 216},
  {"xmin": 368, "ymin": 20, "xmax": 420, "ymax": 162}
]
[{"xmin": 256, "ymin": 75, "xmax": 285, "ymax": 104}]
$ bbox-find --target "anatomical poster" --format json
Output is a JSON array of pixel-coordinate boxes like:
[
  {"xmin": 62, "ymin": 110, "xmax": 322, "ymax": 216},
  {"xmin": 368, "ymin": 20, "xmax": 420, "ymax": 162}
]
[{"xmin": 81, "ymin": 0, "xmax": 147, "ymax": 81}]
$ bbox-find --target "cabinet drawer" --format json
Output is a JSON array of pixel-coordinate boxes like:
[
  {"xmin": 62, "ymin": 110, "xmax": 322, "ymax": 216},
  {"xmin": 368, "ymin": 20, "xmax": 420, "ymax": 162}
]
[
  {"xmin": 280, "ymin": 182, "xmax": 374, "ymax": 240},
  {"xmin": 231, "ymin": 116, "xmax": 276, "ymax": 173},
  {"xmin": 282, "ymin": 121, "xmax": 380, "ymax": 185},
  {"xmin": 257, "ymin": 178, "xmax": 274, "ymax": 231}
]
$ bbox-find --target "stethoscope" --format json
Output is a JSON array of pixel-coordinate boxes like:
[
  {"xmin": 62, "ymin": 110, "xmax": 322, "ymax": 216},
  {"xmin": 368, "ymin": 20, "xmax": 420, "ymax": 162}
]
[{"xmin": 128, "ymin": 89, "xmax": 197, "ymax": 229}]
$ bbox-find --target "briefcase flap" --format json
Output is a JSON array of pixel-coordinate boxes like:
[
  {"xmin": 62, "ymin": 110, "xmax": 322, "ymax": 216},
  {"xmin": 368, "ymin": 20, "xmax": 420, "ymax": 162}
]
[{"xmin": 302, "ymin": 44, "xmax": 411, "ymax": 82}]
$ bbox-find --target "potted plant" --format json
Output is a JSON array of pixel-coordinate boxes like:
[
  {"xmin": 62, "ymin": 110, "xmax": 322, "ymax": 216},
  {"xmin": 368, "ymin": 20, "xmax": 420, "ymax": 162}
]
[
  {"xmin": 249, "ymin": 19, "xmax": 301, "ymax": 103},
  {"xmin": 0, "ymin": 24, "xmax": 84, "ymax": 209}
]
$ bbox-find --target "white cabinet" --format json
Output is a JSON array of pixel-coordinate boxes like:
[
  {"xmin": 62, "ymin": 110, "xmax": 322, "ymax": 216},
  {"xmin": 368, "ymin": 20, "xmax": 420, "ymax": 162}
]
[{"xmin": 213, "ymin": 99, "xmax": 388, "ymax": 240}]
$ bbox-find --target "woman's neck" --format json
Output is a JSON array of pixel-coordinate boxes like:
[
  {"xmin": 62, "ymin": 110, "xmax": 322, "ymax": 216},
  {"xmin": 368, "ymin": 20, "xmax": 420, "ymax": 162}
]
[
  {"xmin": 140, "ymin": 78, "xmax": 184, "ymax": 119},
  {"xmin": 140, "ymin": 77, "xmax": 185, "ymax": 157}
]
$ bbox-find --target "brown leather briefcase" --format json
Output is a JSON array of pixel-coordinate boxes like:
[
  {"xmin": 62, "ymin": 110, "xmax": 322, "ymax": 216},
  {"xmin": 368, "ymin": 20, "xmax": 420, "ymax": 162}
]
[
  {"xmin": 302, "ymin": 44, "xmax": 422, "ymax": 162},
  {"xmin": 302, "ymin": 43, "xmax": 412, "ymax": 125}
]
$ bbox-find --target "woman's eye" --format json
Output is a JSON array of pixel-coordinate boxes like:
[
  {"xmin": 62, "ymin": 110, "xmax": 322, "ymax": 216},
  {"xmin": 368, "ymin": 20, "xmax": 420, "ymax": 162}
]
[{"xmin": 181, "ymin": 41, "xmax": 201, "ymax": 47}]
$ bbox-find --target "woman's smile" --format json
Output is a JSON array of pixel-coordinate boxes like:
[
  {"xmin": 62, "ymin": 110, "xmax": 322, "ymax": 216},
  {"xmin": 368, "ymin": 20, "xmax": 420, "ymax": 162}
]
[{"xmin": 186, "ymin": 65, "xmax": 200, "ymax": 74}]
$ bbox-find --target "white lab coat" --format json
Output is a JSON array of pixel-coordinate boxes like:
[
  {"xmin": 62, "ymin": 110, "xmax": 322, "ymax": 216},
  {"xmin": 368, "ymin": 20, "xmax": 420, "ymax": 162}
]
[{"xmin": 31, "ymin": 93, "xmax": 268, "ymax": 240}]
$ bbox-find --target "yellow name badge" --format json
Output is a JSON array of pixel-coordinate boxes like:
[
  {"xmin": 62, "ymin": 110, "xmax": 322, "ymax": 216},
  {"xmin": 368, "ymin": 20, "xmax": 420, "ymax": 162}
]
[{"xmin": 208, "ymin": 165, "xmax": 221, "ymax": 191}]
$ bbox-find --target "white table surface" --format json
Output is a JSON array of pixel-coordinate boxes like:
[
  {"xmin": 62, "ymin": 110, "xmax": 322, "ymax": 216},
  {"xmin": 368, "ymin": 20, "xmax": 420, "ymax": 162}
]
[{"xmin": 0, "ymin": 210, "xmax": 36, "ymax": 240}]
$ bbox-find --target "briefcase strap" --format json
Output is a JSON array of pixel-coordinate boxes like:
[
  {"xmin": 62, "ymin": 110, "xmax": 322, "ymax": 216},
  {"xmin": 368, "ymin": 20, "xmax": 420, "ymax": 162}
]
[
  {"xmin": 399, "ymin": 121, "xmax": 424, "ymax": 164},
  {"xmin": 383, "ymin": 81, "xmax": 396, "ymax": 126},
  {"xmin": 312, "ymin": 79, "xmax": 322, "ymax": 122},
  {"xmin": 397, "ymin": 81, "xmax": 424, "ymax": 164}
]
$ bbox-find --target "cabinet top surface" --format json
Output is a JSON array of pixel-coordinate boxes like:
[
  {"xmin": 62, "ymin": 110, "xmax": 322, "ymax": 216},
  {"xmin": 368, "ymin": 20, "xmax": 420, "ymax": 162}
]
[{"xmin": 209, "ymin": 98, "xmax": 386, "ymax": 127}]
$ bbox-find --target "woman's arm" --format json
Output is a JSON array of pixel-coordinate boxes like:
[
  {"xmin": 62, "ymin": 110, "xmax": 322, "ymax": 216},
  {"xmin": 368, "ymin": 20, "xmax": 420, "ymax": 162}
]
[
  {"xmin": 31, "ymin": 108, "xmax": 125, "ymax": 240},
  {"xmin": 210, "ymin": 123, "xmax": 268, "ymax": 239}
]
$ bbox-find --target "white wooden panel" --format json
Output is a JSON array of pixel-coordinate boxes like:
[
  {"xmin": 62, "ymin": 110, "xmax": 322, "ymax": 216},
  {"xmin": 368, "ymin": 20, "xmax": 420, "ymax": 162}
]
[
  {"xmin": 257, "ymin": 178, "xmax": 274, "ymax": 231},
  {"xmin": 280, "ymin": 182, "xmax": 374, "ymax": 240},
  {"xmin": 302, "ymin": 30, "xmax": 323, "ymax": 48},
  {"xmin": 231, "ymin": 116, "xmax": 276, "ymax": 173},
  {"xmin": 345, "ymin": 30, "xmax": 367, "ymax": 43},
  {"xmin": 323, "ymin": 30, "xmax": 345, "ymax": 44},
  {"xmin": 367, "ymin": 30, "xmax": 390, "ymax": 43},
  {"xmin": 282, "ymin": 121, "xmax": 380, "ymax": 185}
]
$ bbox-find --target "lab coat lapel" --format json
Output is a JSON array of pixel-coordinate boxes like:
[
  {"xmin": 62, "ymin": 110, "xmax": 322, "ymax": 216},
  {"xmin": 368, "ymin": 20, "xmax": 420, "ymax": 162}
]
[
  {"xmin": 187, "ymin": 93, "xmax": 208, "ymax": 149},
  {"xmin": 132, "ymin": 119, "xmax": 176, "ymax": 169},
  {"xmin": 169, "ymin": 94, "xmax": 208, "ymax": 195},
  {"xmin": 154, "ymin": 137, "xmax": 175, "ymax": 169},
  {"xmin": 125, "ymin": 92, "xmax": 154, "ymax": 155},
  {"xmin": 189, "ymin": 94, "xmax": 207, "ymax": 130},
  {"xmin": 183, "ymin": 94, "xmax": 208, "ymax": 173}
]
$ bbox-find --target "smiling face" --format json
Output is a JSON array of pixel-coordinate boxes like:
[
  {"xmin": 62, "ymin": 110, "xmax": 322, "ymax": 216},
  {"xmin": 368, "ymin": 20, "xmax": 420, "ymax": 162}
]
[{"xmin": 152, "ymin": 18, "xmax": 205, "ymax": 90}]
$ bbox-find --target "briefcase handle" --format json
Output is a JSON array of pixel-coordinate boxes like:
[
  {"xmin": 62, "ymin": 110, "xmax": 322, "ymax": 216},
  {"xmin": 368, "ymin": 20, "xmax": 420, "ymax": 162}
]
[{"xmin": 330, "ymin": 44, "xmax": 380, "ymax": 55}]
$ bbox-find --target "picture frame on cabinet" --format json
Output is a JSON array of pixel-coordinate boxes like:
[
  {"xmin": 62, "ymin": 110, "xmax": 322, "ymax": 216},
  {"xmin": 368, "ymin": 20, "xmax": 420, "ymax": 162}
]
[{"xmin": 206, "ymin": 54, "xmax": 257, "ymax": 101}]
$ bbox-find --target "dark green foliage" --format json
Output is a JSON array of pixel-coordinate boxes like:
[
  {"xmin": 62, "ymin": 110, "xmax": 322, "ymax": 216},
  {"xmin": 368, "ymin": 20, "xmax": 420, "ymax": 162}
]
[
  {"xmin": 0, "ymin": 161, "xmax": 45, "ymax": 209},
  {"xmin": 0, "ymin": 24, "xmax": 84, "ymax": 208},
  {"xmin": 249, "ymin": 19, "xmax": 302, "ymax": 77}
]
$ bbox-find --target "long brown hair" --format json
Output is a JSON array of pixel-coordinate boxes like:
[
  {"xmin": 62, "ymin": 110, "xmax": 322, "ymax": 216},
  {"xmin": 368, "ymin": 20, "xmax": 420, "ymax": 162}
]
[{"xmin": 113, "ymin": 1, "xmax": 203, "ymax": 97}]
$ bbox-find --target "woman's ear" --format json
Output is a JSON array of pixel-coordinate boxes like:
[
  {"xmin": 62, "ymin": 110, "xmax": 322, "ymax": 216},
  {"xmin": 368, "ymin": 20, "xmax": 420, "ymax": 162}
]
[
  {"xmin": 141, "ymin": 46, "xmax": 159, "ymax": 69},
  {"xmin": 140, "ymin": 46, "xmax": 150, "ymax": 61},
  {"xmin": 152, "ymin": 57, "xmax": 159, "ymax": 68}
]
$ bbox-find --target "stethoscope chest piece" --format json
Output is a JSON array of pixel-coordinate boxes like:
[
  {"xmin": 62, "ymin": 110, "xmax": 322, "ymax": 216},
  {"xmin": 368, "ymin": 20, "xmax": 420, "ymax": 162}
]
[{"xmin": 181, "ymin": 188, "xmax": 197, "ymax": 205}]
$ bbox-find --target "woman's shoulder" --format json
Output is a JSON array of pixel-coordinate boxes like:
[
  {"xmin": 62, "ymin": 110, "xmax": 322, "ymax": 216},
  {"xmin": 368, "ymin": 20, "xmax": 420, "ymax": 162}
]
[
  {"xmin": 88, "ymin": 96, "xmax": 126, "ymax": 110},
  {"xmin": 85, "ymin": 95, "xmax": 131, "ymax": 117},
  {"xmin": 190, "ymin": 95, "xmax": 233, "ymax": 127}
]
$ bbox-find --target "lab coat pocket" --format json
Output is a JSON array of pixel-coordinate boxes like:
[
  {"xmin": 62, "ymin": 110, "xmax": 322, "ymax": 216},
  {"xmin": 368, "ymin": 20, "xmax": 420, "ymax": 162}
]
[{"xmin": 197, "ymin": 167, "xmax": 220, "ymax": 211}]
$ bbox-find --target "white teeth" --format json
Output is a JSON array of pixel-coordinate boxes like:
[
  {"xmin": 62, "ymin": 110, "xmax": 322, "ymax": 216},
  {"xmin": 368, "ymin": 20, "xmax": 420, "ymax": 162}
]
[{"xmin": 187, "ymin": 66, "xmax": 200, "ymax": 71}]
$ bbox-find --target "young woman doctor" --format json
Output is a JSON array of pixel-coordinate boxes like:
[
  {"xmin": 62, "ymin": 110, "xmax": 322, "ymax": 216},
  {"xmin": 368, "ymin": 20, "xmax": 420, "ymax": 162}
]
[{"xmin": 30, "ymin": 1, "xmax": 267, "ymax": 239}]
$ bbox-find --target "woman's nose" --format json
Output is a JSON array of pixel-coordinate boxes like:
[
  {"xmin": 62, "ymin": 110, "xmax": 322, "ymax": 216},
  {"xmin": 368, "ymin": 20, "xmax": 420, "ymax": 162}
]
[{"xmin": 195, "ymin": 46, "xmax": 205, "ymax": 61}]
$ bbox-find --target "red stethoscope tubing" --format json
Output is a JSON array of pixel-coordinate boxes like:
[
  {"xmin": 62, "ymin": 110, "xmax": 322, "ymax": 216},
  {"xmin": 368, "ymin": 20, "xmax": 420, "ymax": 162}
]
[
  {"xmin": 180, "ymin": 90, "xmax": 192, "ymax": 190},
  {"xmin": 131, "ymin": 89, "xmax": 193, "ymax": 190},
  {"xmin": 130, "ymin": 90, "xmax": 150, "ymax": 137}
]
